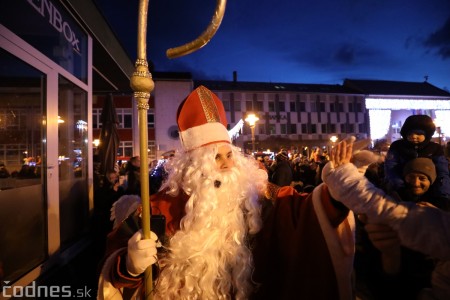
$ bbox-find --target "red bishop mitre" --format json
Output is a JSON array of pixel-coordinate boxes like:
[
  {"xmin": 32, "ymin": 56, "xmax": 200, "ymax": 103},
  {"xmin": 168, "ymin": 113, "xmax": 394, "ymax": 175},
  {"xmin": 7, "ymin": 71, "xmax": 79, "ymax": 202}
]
[{"xmin": 177, "ymin": 85, "xmax": 231, "ymax": 150}]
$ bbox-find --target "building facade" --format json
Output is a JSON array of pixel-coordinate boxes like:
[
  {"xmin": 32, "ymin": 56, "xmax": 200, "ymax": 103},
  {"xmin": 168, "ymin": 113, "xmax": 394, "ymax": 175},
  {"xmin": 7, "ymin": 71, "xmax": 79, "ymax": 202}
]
[
  {"xmin": 0, "ymin": 0, "xmax": 134, "ymax": 290},
  {"xmin": 344, "ymin": 79, "xmax": 450, "ymax": 146},
  {"xmin": 98, "ymin": 76, "xmax": 450, "ymax": 160},
  {"xmin": 91, "ymin": 73, "xmax": 194, "ymax": 162},
  {"xmin": 195, "ymin": 80, "xmax": 369, "ymax": 154}
]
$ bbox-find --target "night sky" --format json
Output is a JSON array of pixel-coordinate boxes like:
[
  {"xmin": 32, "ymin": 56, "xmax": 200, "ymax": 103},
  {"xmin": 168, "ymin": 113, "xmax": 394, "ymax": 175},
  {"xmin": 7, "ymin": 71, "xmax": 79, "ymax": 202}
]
[{"xmin": 94, "ymin": 0, "xmax": 450, "ymax": 90}]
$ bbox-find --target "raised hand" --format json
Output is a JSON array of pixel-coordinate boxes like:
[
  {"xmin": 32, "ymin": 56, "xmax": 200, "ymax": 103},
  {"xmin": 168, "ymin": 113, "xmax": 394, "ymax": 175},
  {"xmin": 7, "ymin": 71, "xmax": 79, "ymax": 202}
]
[{"xmin": 330, "ymin": 138, "xmax": 353, "ymax": 168}]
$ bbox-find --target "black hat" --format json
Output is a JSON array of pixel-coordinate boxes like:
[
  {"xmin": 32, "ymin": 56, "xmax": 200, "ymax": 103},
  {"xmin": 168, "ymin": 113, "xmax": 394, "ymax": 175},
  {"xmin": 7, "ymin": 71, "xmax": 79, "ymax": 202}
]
[
  {"xmin": 402, "ymin": 157, "xmax": 436, "ymax": 184},
  {"xmin": 400, "ymin": 115, "xmax": 435, "ymax": 140}
]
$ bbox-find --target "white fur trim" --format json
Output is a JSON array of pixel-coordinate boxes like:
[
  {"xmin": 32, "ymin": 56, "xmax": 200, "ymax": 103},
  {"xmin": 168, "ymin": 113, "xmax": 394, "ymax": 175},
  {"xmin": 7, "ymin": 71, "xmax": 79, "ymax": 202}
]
[
  {"xmin": 180, "ymin": 122, "xmax": 231, "ymax": 150},
  {"xmin": 312, "ymin": 184, "xmax": 355, "ymax": 300},
  {"xmin": 97, "ymin": 248, "xmax": 135, "ymax": 300}
]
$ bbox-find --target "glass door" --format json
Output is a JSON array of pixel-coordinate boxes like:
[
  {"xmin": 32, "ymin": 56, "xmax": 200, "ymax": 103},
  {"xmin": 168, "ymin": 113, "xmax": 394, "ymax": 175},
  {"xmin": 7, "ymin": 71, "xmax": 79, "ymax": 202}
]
[
  {"xmin": 0, "ymin": 48, "xmax": 47, "ymax": 285},
  {"xmin": 0, "ymin": 21, "xmax": 92, "ymax": 288}
]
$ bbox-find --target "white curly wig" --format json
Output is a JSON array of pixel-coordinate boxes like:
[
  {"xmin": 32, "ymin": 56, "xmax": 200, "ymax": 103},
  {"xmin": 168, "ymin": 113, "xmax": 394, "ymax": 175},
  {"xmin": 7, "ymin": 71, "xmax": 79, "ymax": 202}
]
[{"xmin": 154, "ymin": 143, "xmax": 268, "ymax": 299}]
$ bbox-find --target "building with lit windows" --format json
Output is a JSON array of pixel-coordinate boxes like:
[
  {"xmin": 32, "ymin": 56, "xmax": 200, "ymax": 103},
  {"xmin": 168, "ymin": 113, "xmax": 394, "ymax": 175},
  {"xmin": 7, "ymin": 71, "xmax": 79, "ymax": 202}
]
[
  {"xmin": 126, "ymin": 76, "xmax": 450, "ymax": 158},
  {"xmin": 92, "ymin": 72, "xmax": 194, "ymax": 162},
  {"xmin": 193, "ymin": 78, "xmax": 369, "ymax": 154},
  {"xmin": 92, "ymin": 94, "xmax": 156, "ymax": 161},
  {"xmin": 344, "ymin": 79, "xmax": 450, "ymax": 145},
  {"xmin": 195, "ymin": 78, "xmax": 450, "ymax": 154}
]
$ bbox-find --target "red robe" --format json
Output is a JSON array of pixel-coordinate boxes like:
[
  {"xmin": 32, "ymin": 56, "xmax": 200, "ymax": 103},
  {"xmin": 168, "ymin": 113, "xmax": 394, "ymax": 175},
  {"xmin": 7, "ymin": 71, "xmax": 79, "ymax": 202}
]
[
  {"xmin": 251, "ymin": 184, "xmax": 354, "ymax": 299},
  {"xmin": 98, "ymin": 183, "xmax": 355, "ymax": 300}
]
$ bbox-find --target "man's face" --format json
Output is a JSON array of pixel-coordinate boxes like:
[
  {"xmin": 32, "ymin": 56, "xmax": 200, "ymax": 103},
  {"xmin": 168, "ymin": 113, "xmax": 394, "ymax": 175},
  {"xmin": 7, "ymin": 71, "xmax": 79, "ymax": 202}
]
[
  {"xmin": 215, "ymin": 144, "xmax": 235, "ymax": 171},
  {"xmin": 407, "ymin": 133, "xmax": 426, "ymax": 144},
  {"xmin": 404, "ymin": 172, "xmax": 431, "ymax": 196}
]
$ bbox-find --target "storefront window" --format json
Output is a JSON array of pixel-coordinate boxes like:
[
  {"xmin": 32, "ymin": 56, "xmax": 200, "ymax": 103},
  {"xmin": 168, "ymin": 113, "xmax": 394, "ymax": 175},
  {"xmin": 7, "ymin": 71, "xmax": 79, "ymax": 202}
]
[
  {"xmin": 1, "ymin": 1, "xmax": 88, "ymax": 83},
  {"xmin": 58, "ymin": 76, "xmax": 89, "ymax": 249},
  {"xmin": 0, "ymin": 49, "xmax": 47, "ymax": 284}
]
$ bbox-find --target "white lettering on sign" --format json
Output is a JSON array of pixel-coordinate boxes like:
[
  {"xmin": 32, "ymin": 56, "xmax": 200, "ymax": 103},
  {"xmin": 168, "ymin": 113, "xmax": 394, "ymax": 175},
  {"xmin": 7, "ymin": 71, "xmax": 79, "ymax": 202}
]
[
  {"xmin": 268, "ymin": 114, "xmax": 287, "ymax": 120},
  {"xmin": 27, "ymin": 0, "xmax": 81, "ymax": 53}
]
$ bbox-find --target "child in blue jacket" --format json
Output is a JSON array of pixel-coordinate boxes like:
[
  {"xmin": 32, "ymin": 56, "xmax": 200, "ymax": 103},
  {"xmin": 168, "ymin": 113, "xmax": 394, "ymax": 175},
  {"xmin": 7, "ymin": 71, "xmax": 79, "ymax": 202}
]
[{"xmin": 384, "ymin": 114, "xmax": 450, "ymax": 210}]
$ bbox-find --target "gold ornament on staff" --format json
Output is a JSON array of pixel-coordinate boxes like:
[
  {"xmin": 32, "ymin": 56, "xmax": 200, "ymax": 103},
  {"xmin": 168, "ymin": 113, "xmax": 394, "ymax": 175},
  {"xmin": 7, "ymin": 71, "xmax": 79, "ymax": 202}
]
[{"xmin": 130, "ymin": 1, "xmax": 227, "ymax": 299}]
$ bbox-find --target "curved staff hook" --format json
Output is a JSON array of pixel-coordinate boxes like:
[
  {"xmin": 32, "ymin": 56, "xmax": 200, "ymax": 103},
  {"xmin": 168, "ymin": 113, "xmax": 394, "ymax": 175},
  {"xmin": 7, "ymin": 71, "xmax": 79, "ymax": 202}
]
[
  {"xmin": 166, "ymin": 0, "xmax": 227, "ymax": 59},
  {"xmin": 131, "ymin": 1, "xmax": 227, "ymax": 299}
]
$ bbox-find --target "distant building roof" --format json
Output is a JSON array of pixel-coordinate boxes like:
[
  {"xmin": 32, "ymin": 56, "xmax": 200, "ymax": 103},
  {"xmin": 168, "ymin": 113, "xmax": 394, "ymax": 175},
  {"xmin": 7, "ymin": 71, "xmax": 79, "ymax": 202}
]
[
  {"xmin": 153, "ymin": 72, "xmax": 192, "ymax": 80},
  {"xmin": 195, "ymin": 80, "xmax": 359, "ymax": 94},
  {"xmin": 343, "ymin": 79, "xmax": 450, "ymax": 97}
]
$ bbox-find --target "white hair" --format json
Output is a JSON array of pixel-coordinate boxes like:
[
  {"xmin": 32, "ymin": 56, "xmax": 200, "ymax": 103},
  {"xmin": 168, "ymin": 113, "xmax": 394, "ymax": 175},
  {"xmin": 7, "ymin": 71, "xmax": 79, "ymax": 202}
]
[{"xmin": 154, "ymin": 143, "xmax": 268, "ymax": 299}]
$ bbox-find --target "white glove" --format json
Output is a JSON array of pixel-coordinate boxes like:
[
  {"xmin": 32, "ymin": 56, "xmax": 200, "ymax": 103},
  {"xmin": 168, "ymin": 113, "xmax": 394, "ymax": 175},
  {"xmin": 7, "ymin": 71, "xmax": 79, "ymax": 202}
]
[{"xmin": 126, "ymin": 229, "xmax": 158, "ymax": 276}]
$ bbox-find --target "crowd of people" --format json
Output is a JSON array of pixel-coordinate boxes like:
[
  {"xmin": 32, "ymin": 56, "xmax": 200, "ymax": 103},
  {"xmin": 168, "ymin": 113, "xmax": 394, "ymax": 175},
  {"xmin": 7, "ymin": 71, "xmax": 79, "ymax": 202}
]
[
  {"xmin": 261, "ymin": 147, "xmax": 330, "ymax": 193},
  {"xmin": 92, "ymin": 152, "xmax": 174, "ymax": 259},
  {"xmin": 92, "ymin": 85, "xmax": 450, "ymax": 300},
  {"xmin": 0, "ymin": 158, "xmax": 42, "ymax": 179}
]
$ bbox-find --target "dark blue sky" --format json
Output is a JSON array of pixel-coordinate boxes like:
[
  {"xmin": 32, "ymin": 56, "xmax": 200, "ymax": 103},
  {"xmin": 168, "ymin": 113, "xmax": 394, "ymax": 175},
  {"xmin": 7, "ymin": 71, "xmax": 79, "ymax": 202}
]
[{"xmin": 94, "ymin": 0, "xmax": 450, "ymax": 91}]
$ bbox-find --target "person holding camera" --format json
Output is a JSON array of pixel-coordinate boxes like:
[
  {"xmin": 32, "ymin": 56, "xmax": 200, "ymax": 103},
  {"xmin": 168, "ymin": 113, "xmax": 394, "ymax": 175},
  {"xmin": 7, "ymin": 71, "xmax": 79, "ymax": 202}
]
[{"xmin": 97, "ymin": 171, "xmax": 125, "ymax": 230}]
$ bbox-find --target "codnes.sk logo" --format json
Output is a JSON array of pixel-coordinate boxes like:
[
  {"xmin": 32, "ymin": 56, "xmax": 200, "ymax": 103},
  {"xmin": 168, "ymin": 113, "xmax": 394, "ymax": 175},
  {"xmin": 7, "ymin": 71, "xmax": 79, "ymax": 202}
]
[{"xmin": 2, "ymin": 281, "xmax": 92, "ymax": 298}]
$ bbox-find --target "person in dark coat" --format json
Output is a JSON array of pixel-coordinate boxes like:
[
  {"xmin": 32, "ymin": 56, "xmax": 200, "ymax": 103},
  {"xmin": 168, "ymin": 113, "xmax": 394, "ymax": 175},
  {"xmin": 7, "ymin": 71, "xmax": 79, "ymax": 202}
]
[
  {"xmin": 270, "ymin": 151, "xmax": 293, "ymax": 186},
  {"xmin": 354, "ymin": 157, "xmax": 441, "ymax": 299},
  {"xmin": 0, "ymin": 163, "xmax": 10, "ymax": 178},
  {"xmin": 93, "ymin": 170, "xmax": 126, "ymax": 260},
  {"xmin": 323, "ymin": 139, "xmax": 450, "ymax": 300},
  {"xmin": 302, "ymin": 160, "xmax": 320, "ymax": 188},
  {"xmin": 384, "ymin": 114, "xmax": 450, "ymax": 210},
  {"xmin": 125, "ymin": 156, "xmax": 141, "ymax": 195}
]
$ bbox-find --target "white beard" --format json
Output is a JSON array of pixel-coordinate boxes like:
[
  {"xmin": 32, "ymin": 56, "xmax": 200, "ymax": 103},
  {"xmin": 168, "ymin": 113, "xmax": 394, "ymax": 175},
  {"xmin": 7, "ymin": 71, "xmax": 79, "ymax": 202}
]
[{"xmin": 154, "ymin": 158, "xmax": 265, "ymax": 300}]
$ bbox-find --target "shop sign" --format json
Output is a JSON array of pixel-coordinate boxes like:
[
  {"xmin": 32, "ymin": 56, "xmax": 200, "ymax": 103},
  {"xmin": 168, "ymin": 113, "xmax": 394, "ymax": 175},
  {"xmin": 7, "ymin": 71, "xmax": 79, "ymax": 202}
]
[
  {"xmin": 27, "ymin": 0, "xmax": 81, "ymax": 53},
  {"xmin": 1, "ymin": 0, "xmax": 88, "ymax": 81}
]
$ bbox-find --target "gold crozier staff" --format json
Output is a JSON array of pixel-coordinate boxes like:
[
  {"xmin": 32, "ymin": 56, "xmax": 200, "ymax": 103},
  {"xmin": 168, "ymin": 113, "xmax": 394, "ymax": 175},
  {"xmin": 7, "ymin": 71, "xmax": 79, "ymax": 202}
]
[{"xmin": 130, "ymin": 1, "xmax": 227, "ymax": 299}]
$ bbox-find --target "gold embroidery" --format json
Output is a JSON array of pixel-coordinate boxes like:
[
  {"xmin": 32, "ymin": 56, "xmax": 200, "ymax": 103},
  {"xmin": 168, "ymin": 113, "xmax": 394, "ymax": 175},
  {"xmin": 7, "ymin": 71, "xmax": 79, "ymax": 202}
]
[
  {"xmin": 197, "ymin": 86, "xmax": 221, "ymax": 123},
  {"xmin": 265, "ymin": 182, "xmax": 280, "ymax": 203}
]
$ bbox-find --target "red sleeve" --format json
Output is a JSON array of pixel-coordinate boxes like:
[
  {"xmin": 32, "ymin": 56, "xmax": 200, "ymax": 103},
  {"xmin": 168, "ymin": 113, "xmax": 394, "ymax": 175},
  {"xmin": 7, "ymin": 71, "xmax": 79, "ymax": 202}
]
[{"xmin": 151, "ymin": 189, "xmax": 189, "ymax": 236}]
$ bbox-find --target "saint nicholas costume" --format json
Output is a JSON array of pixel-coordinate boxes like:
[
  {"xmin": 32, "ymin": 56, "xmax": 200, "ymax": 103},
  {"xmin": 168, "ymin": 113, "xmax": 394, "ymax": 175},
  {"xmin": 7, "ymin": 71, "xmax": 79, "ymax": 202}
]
[{"xmin": 97, "ymin": 86, "xmax": 356, "ymax": 300}]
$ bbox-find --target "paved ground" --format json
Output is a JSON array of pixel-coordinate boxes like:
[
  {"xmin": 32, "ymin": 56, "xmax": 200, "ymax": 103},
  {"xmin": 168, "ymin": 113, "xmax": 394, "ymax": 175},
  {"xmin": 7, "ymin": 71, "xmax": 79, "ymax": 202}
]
[{"xmin": 35, "ymin": 238, "xmax": 104, "ymax": 299}]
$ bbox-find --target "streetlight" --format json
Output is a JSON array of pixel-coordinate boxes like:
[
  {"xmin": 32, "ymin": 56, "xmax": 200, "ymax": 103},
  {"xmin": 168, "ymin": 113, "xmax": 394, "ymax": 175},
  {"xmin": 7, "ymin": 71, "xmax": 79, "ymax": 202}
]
[
  {"xmin": 330, "ymin": 135, "xmax": 338, "ymax": 148},
  {"xmin": 245, "ymin": 113, "xmax": 259, "ymax": 154}
]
